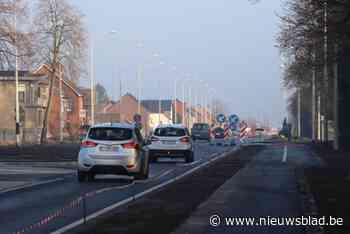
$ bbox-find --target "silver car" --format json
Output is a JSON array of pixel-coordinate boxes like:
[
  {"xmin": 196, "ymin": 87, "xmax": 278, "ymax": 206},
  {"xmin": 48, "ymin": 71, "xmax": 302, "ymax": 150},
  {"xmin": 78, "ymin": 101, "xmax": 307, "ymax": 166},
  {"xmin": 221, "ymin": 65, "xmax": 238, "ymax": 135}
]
[
  {"xmin": 77, "ymin": 123, "xmax": 149, "ymax": 182},
  {"xmin": 147, "ymin": 124, "xmax": 194, "ymax": 163},
  {"xmin": 191, "ymin": 123, "xmax": 211, "ymax": 141}
]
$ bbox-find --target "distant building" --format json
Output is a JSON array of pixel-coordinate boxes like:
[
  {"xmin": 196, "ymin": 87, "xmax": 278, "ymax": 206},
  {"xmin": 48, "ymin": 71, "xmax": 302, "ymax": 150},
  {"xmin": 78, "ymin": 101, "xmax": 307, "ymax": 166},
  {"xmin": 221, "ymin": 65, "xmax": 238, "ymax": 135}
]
[
  {"xmin": 0, "ymin": 64, "xmax": 87, "ymax": 144},
  {"xmin": 0, "ymin": 71, "xmax": 48, "ymax": 143},
  {"xmin": 141, "ymin": 100, "xmax": 173, "ymax": 130},
  {"xmin": 34, "ymin": 64, "xmax": 85, "ymax": 141}
]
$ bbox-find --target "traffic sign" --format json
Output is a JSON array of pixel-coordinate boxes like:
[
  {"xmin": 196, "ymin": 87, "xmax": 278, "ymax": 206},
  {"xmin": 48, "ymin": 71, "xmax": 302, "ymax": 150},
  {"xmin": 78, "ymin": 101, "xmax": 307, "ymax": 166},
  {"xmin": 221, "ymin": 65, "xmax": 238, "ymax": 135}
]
[
  {"xmin": 229, "ymin": 114, "xmax": 239, "ymax": 124},
  {"xmin": 216, "ymin": 114, "xmax": 226, "ymax": 123}
]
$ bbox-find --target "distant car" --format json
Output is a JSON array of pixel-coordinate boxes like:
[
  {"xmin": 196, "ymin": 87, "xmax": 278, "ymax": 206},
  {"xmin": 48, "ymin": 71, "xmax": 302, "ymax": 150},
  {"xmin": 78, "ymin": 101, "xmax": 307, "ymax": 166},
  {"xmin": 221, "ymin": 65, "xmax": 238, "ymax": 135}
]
[
  {"xmin": 77, "ymin": 123, "xmax": 149, "ymax": 182},
  {"xmin": 191, "ymin": 123, "xmax": 211, "ymax": 141},
  {"xmin": 148, "ymin": 124, "xmax": 194, "ymax": 163},
  {"xmin": 210, "ymin": 127, "xmax": 226, "ymax": 146}
]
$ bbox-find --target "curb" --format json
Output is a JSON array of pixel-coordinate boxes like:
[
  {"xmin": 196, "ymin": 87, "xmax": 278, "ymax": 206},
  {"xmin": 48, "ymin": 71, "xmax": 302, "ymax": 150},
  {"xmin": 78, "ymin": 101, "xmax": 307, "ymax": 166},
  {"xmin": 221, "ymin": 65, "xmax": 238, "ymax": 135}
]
[{"xmin": 51, "ymin": 146, "xmax": 241, "ymax": 234}]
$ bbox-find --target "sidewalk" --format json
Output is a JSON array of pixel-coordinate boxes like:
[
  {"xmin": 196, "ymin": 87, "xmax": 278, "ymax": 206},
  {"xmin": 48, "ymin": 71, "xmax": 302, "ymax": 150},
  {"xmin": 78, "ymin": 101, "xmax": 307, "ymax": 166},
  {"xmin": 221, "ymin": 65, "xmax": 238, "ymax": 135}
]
[{"xmin": 173, "ymin": 144, "xmax": 311, "ymax": 234}]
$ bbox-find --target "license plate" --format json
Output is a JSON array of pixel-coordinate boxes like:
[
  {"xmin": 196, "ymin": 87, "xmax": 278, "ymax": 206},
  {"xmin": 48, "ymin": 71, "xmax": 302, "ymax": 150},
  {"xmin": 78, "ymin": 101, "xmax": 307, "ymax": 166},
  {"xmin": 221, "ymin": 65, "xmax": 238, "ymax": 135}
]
[
  {"xmin": 162, "ymin": 141, "xmax": 175, "ymax": 145},
  {"xmin": 100, "ymin": 146, "xmax": 119, "ymax": 152}
]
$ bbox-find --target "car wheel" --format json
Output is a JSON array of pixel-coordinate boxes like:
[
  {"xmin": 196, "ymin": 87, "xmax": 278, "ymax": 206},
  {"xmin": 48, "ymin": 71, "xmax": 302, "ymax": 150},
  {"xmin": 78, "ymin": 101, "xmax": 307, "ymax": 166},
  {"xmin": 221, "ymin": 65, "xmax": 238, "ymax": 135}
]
[
  {"xmin": 77, "ymin": 170, "xmax": 86, "ymax": 182},
  {"xmin": 185, "ymin": 151, "xmax": 194, "ymax": 163}
]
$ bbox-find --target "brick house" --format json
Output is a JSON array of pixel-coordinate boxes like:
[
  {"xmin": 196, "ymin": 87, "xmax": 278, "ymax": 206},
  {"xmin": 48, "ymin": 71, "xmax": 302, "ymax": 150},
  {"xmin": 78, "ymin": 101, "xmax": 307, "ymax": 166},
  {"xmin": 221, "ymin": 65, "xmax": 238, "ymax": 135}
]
[
  {"xmin": 34, "ymin": 64, "xmax": 85, "ymax": 140},
  {"xmin": 101, "ymin": 93, "xmax": 151, "ymax": 134},
  {"xmin": 0, "ymin": 71, "xmax": 48, "ymax": 143}
]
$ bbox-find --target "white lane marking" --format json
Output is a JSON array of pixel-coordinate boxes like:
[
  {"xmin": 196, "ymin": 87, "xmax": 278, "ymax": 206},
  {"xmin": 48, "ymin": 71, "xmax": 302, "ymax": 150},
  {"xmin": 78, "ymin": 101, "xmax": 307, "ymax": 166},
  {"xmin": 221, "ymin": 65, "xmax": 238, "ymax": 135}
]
[
  {"xmin": 181, "ymin": 159, "xmax": 203, "ymax": 167},
  {"xmin": 51, "ymin": 146, "xmax": 240, "ymax": 234},
  {"xmin": 0, "ymin": 178, "xmax": 64, "ymax": 195},
  {"xmin": 282, "ymin": 145, "xmax": 288, "ymax": 163},
  {"xmin": 0, "ymin": 167, "xmax": 74, "ymax": 175},
  {"xmin": 95, "ymin": 183, "xmax": 136, "ymax": 195},
  {"xmin": 136, "ymin": 169, "xmax": 174, "ymax": 184}
]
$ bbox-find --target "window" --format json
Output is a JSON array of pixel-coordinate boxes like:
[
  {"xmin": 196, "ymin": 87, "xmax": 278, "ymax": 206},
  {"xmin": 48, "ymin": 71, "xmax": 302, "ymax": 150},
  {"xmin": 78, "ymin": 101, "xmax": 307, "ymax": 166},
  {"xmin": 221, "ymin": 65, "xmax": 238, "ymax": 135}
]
[
  {"xmin": 88, "ymin": 127, "xmax": 133, "ymax": 141},
  {"xmin": 19, "ymin": 91, "xmax": 25, "ymax": 103},
  {"xmin": 37, "ymin": 87, "xmax": 41, "ymax": 98},
  {"xmin": 193, "ymin": 123, "xmax": 209, "ymax": 130},
  {"xmin": 38, "ymin": 110, "xmax": 42, "ymax": 125},
  {"xmin": 154, "ymin": 127, "xmax": 186, "ymax": 137}
]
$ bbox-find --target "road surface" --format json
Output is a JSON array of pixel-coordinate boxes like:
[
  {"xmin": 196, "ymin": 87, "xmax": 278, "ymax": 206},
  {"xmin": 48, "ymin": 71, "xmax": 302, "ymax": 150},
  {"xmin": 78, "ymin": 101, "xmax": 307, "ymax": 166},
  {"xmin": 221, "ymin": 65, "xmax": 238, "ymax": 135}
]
[{"xmin": 0, "ymin": 141, "xmax": 231, "ymax": 234}]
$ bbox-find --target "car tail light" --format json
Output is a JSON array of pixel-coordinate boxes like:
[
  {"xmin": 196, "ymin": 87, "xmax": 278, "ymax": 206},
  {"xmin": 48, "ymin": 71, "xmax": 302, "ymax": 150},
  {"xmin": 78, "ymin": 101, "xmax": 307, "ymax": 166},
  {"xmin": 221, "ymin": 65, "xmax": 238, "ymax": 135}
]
[
  {"xmin": 81, "ymin": 140, "xmax": 98, "ymax": 148},
  {"xmin": 180, "ymin": 136, "xmax": 190, "ymax": 143},
  {"xmin": 122, "ymin": 141, "xmax": 139, "ymax": 150},
  {"xmin": 151, "ymin": 136, "xmax": 160, "ymax": 142}
]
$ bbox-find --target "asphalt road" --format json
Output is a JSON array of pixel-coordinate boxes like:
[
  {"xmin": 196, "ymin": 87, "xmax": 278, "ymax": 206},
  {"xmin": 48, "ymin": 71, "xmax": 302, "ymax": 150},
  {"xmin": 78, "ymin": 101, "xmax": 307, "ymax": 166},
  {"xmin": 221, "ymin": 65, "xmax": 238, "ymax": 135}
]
[
  {"xmin": 0, "ymin": 141, "xmax": 231, "ymax": 234},
  {"xmin": 174, "ymin": 142, "xmax": 324, "ymax": 234}
]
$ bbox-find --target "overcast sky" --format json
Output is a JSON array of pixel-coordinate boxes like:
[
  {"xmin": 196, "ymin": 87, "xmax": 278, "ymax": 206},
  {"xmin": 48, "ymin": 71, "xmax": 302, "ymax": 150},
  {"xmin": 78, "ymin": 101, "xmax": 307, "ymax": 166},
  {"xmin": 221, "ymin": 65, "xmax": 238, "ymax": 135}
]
[{"xmin": 71, "ymin": 0, "xmax": 286, "ymax": 127}]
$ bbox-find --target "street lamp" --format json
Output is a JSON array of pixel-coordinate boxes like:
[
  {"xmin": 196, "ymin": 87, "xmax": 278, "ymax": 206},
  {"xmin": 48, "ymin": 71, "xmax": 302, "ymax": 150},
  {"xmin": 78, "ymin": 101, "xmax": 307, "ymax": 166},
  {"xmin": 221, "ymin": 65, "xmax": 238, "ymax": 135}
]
[
  {"xmin": 171, "ymin": 66, "xmax": 178, "ymax": 124},
  {"xmin": 13, "ymin": 1, "xmax": 20, "ymax": 146},
  {"xmin": 136, "ymin": 46, "xmax": 160, "ymax": 114},
  {"xmin": 208, "ymin": 88, "xmax": 216, "ymax": 125},
  {"xmin": 158, "ymin": 60, "xmax": 165, "ymax": 125},
  {"xmin": 90, "ymin": 30, "xmax": 119, "ymax": 126}
]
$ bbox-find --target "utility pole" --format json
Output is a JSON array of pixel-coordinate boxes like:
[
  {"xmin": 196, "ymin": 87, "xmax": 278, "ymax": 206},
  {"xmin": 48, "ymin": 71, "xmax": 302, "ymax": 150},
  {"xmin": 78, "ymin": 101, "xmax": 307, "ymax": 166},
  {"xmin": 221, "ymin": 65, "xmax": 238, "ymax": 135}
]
[
  {"xmin": 14, "ymin": 1, "xmax": 20, "ymax": 146},
  {"xmin": 137, "ymin": 64, "xmax": 143, "ymax": 114},
  {"xmin": 297, "ymin": 88, "xmax": 301, "ymax": 138},
  {"xmin": 59, "ymin": 65, "xmax": 64, "ymax": 143},
  {"xmin": 312, "ymin": 48, "xmax": 317, "ymax": 141},
  {"xmin": 182, "ymin": 81, "xmax": 185, "ymax": 125},
  {"xmin": 90, "ymin": 40, "xmax": 95, "ymax": 126},
  {"xmin": 188, "ymin": 84, "xmax": 192, "ymax": 128},
  {"xmin": 119, "ymin": 77, "xmax": 122, "ymax": 122},
  {"xmin": 333, "ymin": 44, "xmax": 339, "ymax": 150},
  {"xmin": 323, "ymin": 0, "xmax": 329, "ymax": 142},
  {"xmin": 173, "ymin": 79, "xmax": 177, "ymax": 124},
  {"xmin": 158, "ymin": 82, "xmax": 161, "ymax": 125}
]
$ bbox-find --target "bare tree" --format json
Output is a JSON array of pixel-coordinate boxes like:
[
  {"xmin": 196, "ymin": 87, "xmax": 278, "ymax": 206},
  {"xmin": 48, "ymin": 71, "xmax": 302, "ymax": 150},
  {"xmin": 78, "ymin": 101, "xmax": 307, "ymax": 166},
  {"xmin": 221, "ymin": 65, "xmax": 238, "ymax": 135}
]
[
  {"xmin": 0, "ymin": 0, "xmax": 32, "ymax": 69},
  {"xmin": 33, "ymin": 0, "xmax": 87, "ymax": 144}
]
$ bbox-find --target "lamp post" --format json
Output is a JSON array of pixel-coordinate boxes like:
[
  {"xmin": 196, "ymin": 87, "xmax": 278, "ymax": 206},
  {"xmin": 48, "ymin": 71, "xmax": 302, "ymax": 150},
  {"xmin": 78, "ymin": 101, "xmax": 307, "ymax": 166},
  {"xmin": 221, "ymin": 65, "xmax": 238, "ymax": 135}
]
[
  {"xmin": 13, "ymin": 1, "xmax": 20, "ymax": 146},
  {"xmin": 157, "ymin": 60, "xmax": 165, "ymax": 125},
  {"xmin": 136, "ymin": 46, "xmax": 160, "ymax": 114},
  {"xmin": 171, "ymin": 66, "xmax": 178, "ymax": 124},
  {"xmin": 89, "ymin": 38, "xmax": 95, "ymax": 126}
]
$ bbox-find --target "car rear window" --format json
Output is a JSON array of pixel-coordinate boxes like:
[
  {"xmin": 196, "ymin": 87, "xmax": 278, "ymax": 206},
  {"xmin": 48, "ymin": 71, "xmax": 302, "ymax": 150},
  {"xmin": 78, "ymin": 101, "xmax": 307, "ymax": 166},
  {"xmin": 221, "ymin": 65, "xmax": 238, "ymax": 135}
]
[
  {"xmin": 154, "ymin": 127, "xmax": 186, "ymax": 137},
  {"xmin": 193, "ymin": 124, "xmax": 209, "ymax": 130},
  {"xmin": 88, "ymin": 127, "xmax": 133, "ymax": 141},
  {"xmin": 213, "ymin": 128, "xmax": 224, "ymax": 134}
]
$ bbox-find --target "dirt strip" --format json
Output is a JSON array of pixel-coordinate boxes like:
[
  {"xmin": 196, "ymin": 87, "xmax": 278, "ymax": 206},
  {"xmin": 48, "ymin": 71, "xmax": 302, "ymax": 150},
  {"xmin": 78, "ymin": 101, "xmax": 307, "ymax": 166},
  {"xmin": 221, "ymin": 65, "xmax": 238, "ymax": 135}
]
[
  {"xmin": 304, "ymin": 144, "xmax": 350, "ymax": 234},
  {"xmin": 68, "ymin": 145, "xmax": 264, "ymax": 234}
]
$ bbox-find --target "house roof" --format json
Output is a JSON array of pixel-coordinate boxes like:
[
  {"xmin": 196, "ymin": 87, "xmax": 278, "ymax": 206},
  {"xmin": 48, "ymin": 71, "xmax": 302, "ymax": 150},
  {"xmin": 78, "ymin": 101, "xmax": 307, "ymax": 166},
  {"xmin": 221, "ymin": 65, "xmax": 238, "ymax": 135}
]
[
  {"xmin": 0, "ymin": 71, "xmax": 30, "ymax": 77},
  {"xmin": 0, "ymin": 70, "xmax": 47, "ymax": 82},
  {"xmin": 33, "ymin": 64, "xmax": 83, "ymax": 97},
  {"xmin": 141, "ymin": 100, "xmax": 172, "ymax": 113}
]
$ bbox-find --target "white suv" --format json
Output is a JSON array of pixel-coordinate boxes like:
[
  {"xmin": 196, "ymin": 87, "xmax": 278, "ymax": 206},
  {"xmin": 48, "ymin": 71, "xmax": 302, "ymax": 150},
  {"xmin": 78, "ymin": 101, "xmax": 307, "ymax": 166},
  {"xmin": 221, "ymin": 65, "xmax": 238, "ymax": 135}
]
[
  {"xmin": 77, "ymin": 123, "xmax": 149, "ymax": 182},
  {"xmin": 147, "ymin": 124, "xmax": 194, "ymax": 163}
]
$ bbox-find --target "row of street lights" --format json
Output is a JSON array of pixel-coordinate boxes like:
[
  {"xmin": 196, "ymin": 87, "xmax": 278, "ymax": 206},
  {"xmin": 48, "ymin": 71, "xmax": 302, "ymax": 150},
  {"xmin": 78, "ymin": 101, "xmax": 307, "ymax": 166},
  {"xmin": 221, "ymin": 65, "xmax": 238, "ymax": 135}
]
[{"xmin": 89, "ymin": 30, "xmax": 217, "ymax": 128}]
